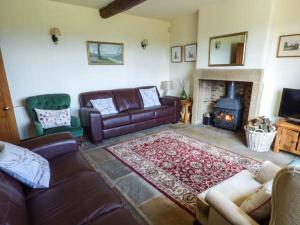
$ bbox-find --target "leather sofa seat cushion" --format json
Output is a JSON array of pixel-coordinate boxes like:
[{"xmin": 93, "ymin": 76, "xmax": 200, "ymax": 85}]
[
  {"xmin": 150, "ymin": 105, "xmax": 174, "ymax": 118},
  {"xmin": 126, "ymin": 108, "xmax": 155, "ymax": 123},
  {"xmin": 102, "ymin": 113, "xmax": 131, "ymax": 129},
  {"xmin": 86, "ymin": 208, "xmax": 139, "ymax": 225},
  {"xmin": 113, "ymin": 89, "xmax": 141, "ymax": 112},
  {"xmin": 0, "ymin": 171, "xmax": 29, "ymax": 225},
  {"xmin": 28, "ymin": 173, "xmax": 122, "ymax": 225},
  {"xmin": 26, "ymin": 152, "xmax": 93, "ymax": 199}
]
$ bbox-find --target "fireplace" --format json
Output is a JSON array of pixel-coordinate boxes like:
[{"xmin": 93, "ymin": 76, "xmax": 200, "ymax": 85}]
[
  {"xmin": 192, "ymin": 69, "xmax": 264, "ymax": 126},
  {"xmin": 213, "ymin": 82, "xmax": 243, "ymax": 130}
]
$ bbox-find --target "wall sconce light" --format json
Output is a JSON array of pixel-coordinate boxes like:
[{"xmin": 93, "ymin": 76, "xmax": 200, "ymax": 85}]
[
  {"xmin": 50, "ymin": 27, "xmax": 61, "ymax": 44},
  {"xmin": 141, "ymin": 39, "xmax": 149, "ymax": 49}
]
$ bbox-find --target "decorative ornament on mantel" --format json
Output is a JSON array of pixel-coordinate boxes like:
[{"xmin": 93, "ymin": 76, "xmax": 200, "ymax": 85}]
[{"xmin": 50, "ymin": 27, "xmax": 61, "ymax": 44}]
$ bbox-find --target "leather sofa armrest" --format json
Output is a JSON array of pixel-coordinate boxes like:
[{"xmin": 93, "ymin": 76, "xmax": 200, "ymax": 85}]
[
  {"xmin": 160, "ymin": 96, "xmax": 181, "ymax": 123},
  {"xmin": 20, "ymin": 132, "xmax": 78, "ymax": 160},
  {"xmin": 80, "ymin": 107, "xmax": 103, "ymax": 143},
  {"xmin": 206, "ymin": 190, "xmax": 259, "ymax": 225}
]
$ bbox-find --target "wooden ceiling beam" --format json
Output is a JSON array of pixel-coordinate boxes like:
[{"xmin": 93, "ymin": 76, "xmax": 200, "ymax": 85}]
[{"xmin": 100, "ymin": 0, "xmax": 146, "ymax": 19}]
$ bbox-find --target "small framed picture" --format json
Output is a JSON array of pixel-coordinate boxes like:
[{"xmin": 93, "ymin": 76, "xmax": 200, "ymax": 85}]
[
  {"xmin": 277, "ymin": 34, "xmax": 300, "ymax": 58},
  {"xmin": 87, "ymin": 41, "xmax": 124, "ymax": 65},
  {"xmin": 184, "ymin": 43, "xmax": 197, "ymax": 62},
  {"xmin": 171, "ymin": 46, "xmax": 182, "ymax": 63}
]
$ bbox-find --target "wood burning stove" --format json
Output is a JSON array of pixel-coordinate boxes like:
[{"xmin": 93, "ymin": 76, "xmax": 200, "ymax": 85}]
[{"xmin": 213, "ymin": 81, "xmax": 243, "ymax": 130}]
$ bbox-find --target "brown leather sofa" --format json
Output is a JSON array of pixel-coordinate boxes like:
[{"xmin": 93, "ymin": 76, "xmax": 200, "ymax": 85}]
[
  {"xmin": 79, "ymin": 86, "xmax": 181, "ymax": 143},
  {"xmin": 0, "ymin": 133, "xmax": 139, "ymax": 225}
]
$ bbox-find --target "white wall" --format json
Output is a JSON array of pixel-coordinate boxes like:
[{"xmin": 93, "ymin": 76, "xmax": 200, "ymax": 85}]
[
  {"xmin": 260, "ymin": 0, "xmax": 300, "ymax": 117},
  {"xmin": 169, "ymin": 13, "xmax": 198, "ymax": 97},
  {"xmin": 196, "ymin": 0, "xmax": 300, "ymax": 119},
  {"xmin": 0, "ymin": 0, "xmax": 170, "ymax": 139}
]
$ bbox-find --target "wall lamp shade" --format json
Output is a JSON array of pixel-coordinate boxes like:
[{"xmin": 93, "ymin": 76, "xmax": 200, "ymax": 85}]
[
  {"xmin": 50, "ymin": 27, "xmax": 61, "ymax": 44},
  {"xmin": 141, "ymin": 39, "xmax": 149, "ymax": 49},
  {"xmin": 160, "ymin": 81, "xmax": 174, "ymax": 96}
]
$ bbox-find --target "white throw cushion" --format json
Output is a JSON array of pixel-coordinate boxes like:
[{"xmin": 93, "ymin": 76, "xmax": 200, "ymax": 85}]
[
  {"xmin": 139, "ymin": 87, "xmax": 161, "ymax": 108},
  {"xmin": 0, "ymin": 141, "xmax": 50, "ymax": 188},
  {"xmin": 35, "ymin": 108, "xmax": 71, "ymax": 129},
  {"xmin": 240, "ymin": 180, "xmax": 273, "ymax": 221},
  {"xmin": 90, "ymin": 98, "xmax": 118, "ymax": 115}
]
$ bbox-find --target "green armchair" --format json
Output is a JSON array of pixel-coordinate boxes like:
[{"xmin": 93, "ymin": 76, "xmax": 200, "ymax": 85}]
[{"xmin": 26, "ymin": 94, "xmax": 83, "ymax": 139}]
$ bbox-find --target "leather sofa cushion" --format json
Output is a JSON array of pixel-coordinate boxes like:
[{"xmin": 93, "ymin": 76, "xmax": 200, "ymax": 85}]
[
  {"xmin": 113, "ymin": 89, "xmax": 141, "ymax": 112},
  {"xmin": 86, "ymin": 208, "xmax": 139, "ymax": 225},
  {"xmin": 126, "ymin": 108, "xmax": 155, "ymax": 123},
  {"xmin": 28, "ymin": 173, "xmax": 122, "ymax": 225},
  {"xmin": 102, "ymin": 113, "xmax": 131, "ymax": 129},
  {"xmin": 0, "ymin": 171, "xmax": 29, "ymax": 225},
  {"xmin": 79, "ymin": 90, "xmax": 115, "ymax": 108},
  {"xmin": 26, "ymin": 152, "xmax": 93, "ymax": 199},
  {"xmin": 150, "ymin": 105, "xmax": 174, "ymax": 118}
]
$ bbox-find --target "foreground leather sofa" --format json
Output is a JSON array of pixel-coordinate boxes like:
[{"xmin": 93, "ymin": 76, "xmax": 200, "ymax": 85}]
[
  {"xmin": 80, "ymin": 86, "xmax": 181, "ymax": 143},
  {"xmin": 0, "ymin": 133, "xmax": 138, "ymax": 225}
]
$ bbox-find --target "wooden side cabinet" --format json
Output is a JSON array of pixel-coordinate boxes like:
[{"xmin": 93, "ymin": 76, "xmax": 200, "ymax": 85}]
[{"xmin": 274, "ymin": 120, "xmax": 300, "ymax": 155}]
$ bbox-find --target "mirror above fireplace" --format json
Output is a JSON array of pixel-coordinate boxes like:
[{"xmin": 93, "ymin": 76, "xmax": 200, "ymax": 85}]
[{"xmin": 208, "ymin": 32, "xmax": 248, "ymax": 67}]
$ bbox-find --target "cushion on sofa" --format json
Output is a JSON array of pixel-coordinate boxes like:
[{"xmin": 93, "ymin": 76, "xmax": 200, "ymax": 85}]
[
  {"xmin": 0, "ymin": 142, "xmax": 50, "ymax": 189},
  {"xmin": 79, "ymin": 90, "xmax": 115, "ymax": 108},
  {"xmin": 27, "ymin": 173, "xmax": 122, "ymax": 225},
  {"xmin": 90, "ymin": 98, "xmax": 118, "ymax": 115},
  {"xmin": 126, "ymin": 108, "xmax": 155, "ymax": 123},
  {"xmin": 113, "ymin": 89, "xmax": 142, "ymax": 112},
  {"xmin": 139, "ymin": 87, "xmax": 161, "ymax": 108},
  {"xmin": 102, "ymin": 113, "xmax": 131, "ymax": 129},
  {"xmin": 0, "ymin": 171, "xmax": 30, "ymax": 225}
]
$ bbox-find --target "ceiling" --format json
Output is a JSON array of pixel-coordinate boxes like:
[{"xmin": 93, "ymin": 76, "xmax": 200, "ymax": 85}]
[{"xmin": 51, "ymin": 0, "xmax": 211, "ymax": 21}]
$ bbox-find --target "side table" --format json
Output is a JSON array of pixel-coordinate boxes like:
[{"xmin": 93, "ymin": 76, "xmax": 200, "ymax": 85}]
[{"xmin": 180, "ymin": 99, "xmax": 192, "ymax": 125}]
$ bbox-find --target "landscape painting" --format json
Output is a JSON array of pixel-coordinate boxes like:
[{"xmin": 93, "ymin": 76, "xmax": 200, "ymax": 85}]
[
  {"xmin": 277, "ymin": 34, "xmax": 300, "ymax": 57},
  {"xmin": 87, "ymin": 41, "xmax": 124, "ymax": 65}
]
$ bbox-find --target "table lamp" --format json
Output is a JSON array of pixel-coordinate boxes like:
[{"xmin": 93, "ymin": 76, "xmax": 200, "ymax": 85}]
[{"xmin": 160, "ymin": 81, "xmax": 174, "ymax": 96}]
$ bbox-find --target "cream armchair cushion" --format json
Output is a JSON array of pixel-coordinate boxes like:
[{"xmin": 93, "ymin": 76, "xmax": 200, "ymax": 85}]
[
  {"xmin": 196, "ymin": 161, "xmax": 281, "ymax": 225},
  {"xmin": 240, "ymin": 180, "xmax": 273, "ymax": 221},
  {"xmin": 197, "ymin": 170, "xmax": 262, "ymax": 225}
]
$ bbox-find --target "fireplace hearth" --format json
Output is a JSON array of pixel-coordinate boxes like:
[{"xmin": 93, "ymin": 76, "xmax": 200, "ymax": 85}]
[{"xmin": 213, "ymin": 81, "xmax": 243, "ymax": 130}]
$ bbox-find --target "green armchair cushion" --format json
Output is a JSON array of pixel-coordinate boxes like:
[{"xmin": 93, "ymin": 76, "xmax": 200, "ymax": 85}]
[
  {"xmin": 43, "ymin": 126, "xmax": 83, "ymax": 137},
  {"xmin": 26, "ymin": 94, "xmax": 83, "ymax": 138}
]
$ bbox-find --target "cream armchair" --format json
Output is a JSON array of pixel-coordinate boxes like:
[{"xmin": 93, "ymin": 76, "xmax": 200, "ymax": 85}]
[{"xmin": 196, "ymin": 161, "xmax": 281, "ymax": 225}]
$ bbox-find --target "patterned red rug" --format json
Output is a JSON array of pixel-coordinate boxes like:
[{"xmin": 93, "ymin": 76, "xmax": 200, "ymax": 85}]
[{"xmin": 106, "ymin": 130, "xmax": 261, "ymax": 215}]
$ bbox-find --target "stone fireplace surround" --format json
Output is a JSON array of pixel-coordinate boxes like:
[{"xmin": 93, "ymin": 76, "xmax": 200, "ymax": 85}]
[{"xmin": 192, "ymin": 69, "xmax": 264, "ymax": 125}]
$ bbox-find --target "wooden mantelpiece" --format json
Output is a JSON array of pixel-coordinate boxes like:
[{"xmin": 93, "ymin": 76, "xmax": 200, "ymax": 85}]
[{"xmin": 191, "ymin": 69, "xmax": 264, "ymax": 125}]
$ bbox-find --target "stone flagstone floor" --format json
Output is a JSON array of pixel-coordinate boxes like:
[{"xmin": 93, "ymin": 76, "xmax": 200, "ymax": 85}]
[{"xmin": 81, "ymin": 124, "xmax": 298, "ymax": 225}]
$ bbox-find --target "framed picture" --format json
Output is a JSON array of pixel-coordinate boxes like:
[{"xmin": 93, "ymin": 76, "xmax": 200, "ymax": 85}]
[
  {"xmin": 171, "ymin": 46, "xmax": 182, "ymax": 63},
  {"xmin": 86, "ymin": 41, "xmax": 124, "ymax": 65},
  {"xmin": 184, "ymin": 43, "xmax": 197, "ymax": 62},
  {"xmin": 277, "ymin": 34, "xmax": 300, "ymax": 57}
]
